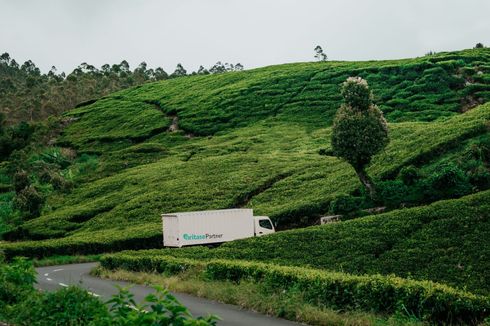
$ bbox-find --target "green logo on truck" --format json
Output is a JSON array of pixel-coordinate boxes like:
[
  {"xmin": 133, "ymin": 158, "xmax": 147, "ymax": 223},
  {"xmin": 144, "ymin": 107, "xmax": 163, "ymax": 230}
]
[{"xmin": 183, "ymin": 233, "xmax": 223, "ymax": 241}]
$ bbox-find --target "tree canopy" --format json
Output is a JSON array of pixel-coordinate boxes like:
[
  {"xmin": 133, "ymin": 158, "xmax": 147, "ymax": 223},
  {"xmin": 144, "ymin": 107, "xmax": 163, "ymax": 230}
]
[
  {"xmin": 331, "ymin": 77, "xmax": 389, "ymax": 198},
  {"xmin": 0, "ymin": 52, "xmax": 245, "ymax": 125}
]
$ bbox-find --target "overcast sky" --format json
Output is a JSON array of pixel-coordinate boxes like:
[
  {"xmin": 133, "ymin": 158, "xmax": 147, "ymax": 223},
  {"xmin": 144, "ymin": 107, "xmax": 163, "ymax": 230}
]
[{"xmin": 1, "ymin": 0, "xmax": 489, "ymax": 74}]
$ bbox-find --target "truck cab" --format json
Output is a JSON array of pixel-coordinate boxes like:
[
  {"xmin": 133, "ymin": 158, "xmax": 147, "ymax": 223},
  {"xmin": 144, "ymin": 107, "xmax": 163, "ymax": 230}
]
[{"xmin": 253, "ymin": 216, "xmax": 275, "ymax": 236}]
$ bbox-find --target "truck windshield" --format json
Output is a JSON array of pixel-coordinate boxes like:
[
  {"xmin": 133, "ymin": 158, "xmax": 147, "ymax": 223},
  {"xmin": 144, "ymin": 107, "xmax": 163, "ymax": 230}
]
[{"xmin": 259, "ymin": 219, "xmax": 273, "ymax": 230}]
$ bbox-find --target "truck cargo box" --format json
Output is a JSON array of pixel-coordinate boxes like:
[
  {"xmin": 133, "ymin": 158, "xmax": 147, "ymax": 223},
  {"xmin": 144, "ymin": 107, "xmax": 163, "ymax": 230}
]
[{"xmin": 162, "ymin": 209, "xmax": 256, "ymax": 247}]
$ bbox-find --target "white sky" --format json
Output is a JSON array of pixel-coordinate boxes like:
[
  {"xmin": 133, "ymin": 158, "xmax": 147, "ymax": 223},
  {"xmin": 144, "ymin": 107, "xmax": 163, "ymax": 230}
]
[{"xmin": 1, "ymin": 0, "xmax": 489, "ymax": 73}]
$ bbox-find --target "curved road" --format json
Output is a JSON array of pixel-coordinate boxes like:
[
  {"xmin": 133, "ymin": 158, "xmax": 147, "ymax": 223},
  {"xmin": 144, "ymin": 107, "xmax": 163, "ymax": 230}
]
[{"xmin": 36, "ymin": 263, "xmax": 299, "ymax": 326}]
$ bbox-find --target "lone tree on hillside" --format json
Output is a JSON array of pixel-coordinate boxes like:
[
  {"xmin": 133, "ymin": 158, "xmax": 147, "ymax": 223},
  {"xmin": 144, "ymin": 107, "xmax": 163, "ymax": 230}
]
[
  {"xmin": 314, "ymin": 45, "xmax": 328, "ymax": 61},
  {"xmin": 331, "ymin": 77, "xmax": 389, "ymax": 199}
]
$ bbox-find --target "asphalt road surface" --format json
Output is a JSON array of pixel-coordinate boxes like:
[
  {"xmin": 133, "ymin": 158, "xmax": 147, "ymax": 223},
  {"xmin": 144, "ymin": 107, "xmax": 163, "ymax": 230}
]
[{"xmin": 36, "ymin": 263, "xmax": 299, "ymax": 326}]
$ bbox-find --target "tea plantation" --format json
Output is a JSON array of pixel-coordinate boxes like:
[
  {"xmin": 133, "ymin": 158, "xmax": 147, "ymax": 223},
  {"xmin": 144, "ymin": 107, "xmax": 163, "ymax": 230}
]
[
  {"xmin": 101, "ymin": 189, "xmax": 490, "ymax": 296},
  {"xmin": 0, "ymin": 48, "xmax": 489, "ymax": 299}
]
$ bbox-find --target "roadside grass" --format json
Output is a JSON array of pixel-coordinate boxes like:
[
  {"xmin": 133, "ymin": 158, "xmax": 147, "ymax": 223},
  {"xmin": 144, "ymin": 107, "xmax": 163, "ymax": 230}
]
[
  {"xmin": 93, "ymin": 267, "xmax": 424, "ymax": 326},
  {"xmin": 32, "ymin": 254, "xmax": 101, "ymax": 267}
]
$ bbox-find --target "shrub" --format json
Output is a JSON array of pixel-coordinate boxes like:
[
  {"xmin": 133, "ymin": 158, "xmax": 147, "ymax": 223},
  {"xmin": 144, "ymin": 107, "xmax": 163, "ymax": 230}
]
[
  {"xmin": 100, "ymin": 253, "xmax": 202, "ymax": 275},
  {"xmin": 0, "ymin": 257, "xmax": 35, "ymax": 306},
  {"xmin": 328, "ymin": 195, "xmax": 361, "ymax": 215},
  {"xmin": 399, "ymin": 165, "xmax": 420, "ymax": 185},
  {"xmin": 13, "ymin": 170, "xmax": 29, "ymax": 193},
  {"xmin": 377, "ymin": 180, "xmax": 409, "ymax": 208},
  {"xmin": 75, "ymin": 154, "xmax": 99, "ymax": 176},
  {"xmin": 35, "ymin": 164, "xmax": 73, "ymax": 192},
  {"xmin": 106, "ymin": 286, "xmax": 218, "ymax": 325},
  {"xmin": 7, "ymin": 282, "xmax": 219, "ymax": 326},
  {"xmin": 427, "ymin": 163, "xmax": 472, "ymax": 200},
  {"xmin": 0, "ymin": 224, "xmax": 163, "ymax": 260},
  {"xmin": 0, "ymin": 257, "xmax": 218, "ymax": 325},
  {"xmin": 102, "ymin": 254, "xmax": 490, "ymax": 324},
  {"xmin": 10, "ymin": 286, "xmax": 109, "ymax": 326},
  {"xmin": 39, "ymin": 147, "xmax": 72, "ymax": 169},
  {"xmin": 36, "ymin": 164, "xmax": 54, "ymax": 184},
  {"xmin": 466, "ymin": 139, "xmax": 490, "ymax": 162},
  {"xmin": 0, "ymin": 122, "xmax": 35, "ymax": 159},
  {"xmin": 50, "ymin": 172, "xmax": 73, "ymax": 192},
  {"xmin": 467, "ymin": 164, "xmax": 490, "ymax": 190},
  {"xmin": 0, "ymin": 192, "xmax": 18, "ymax": 234},
  {"xmin": 203, "ymin": 260, "xmax": 490, "ymax": 324},
  {"xmin": 13, "ymin": 185, "xmax": 45, "ymax": 217}
]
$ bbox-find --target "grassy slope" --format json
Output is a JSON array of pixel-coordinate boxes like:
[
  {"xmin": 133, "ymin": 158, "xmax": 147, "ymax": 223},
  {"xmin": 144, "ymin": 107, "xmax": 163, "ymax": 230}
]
[
  {"xmin": 1, "ymin": 48, "xmax": 489, "ymax": 258},
  {"xmin": 17, "ymin": 101, "xmax": 490, "ymax": 239},
  {"xmin": 103, "ymin": 189, "xmax": 490, "ymax": 296}
]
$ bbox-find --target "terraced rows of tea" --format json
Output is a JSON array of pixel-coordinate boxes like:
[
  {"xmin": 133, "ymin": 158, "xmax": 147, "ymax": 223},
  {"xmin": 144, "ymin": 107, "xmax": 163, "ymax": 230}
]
[{"xmin": 1, "ymin": 48, "xmax": 489, "ymax": 261}]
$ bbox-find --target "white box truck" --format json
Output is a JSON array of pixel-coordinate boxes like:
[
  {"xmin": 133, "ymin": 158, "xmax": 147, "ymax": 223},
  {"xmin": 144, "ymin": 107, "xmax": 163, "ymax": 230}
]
[{"xmin": 162, "ymin": 208, "xmax": 275, "ymax": 247}]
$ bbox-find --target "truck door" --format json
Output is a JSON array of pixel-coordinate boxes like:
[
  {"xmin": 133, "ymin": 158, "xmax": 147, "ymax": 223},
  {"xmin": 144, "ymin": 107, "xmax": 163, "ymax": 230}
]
[
  {"xmin": 254, "ymin": 217, "xmax": 275, "ymax": 236},
  {"xmin": 162, "ymin": 215, "xmax": 180, "ymax": 247}
]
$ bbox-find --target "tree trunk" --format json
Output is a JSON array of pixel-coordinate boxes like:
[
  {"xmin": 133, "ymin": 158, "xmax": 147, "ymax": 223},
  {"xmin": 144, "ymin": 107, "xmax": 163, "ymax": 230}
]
[{"xmin": 355, "ymin": 166, "xmax": 376, "ymax": 200}]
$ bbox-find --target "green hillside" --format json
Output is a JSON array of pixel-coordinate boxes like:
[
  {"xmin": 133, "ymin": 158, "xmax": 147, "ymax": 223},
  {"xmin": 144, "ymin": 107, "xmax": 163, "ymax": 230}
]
[
  {"xmin": 102, "ymin": 190, "xmax": 490, "ymax": 296},
  {"xmin": 0, "ymin": 48, "xmax": 489, "ymax": 261}
]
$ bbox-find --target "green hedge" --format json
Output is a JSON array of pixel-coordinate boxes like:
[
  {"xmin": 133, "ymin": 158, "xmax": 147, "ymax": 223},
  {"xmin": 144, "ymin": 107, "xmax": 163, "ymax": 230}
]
[
  {"xmin": 100, "ymin": 253, "xmax": 202, "ymax": 275},
  {"xmin": 100, "ymin": 253, "xmax": 490, "ymax": 324},
  {"xmin": 0, "ymin": 224, "xmax": 162, "ymax": 260},
  {"xmin": 204, "ymin": 260, "xmax": 490, "ymax": 324},
  {"xmin": 100, "ymin": 190, "xmax": 490, "ymax": 296}
]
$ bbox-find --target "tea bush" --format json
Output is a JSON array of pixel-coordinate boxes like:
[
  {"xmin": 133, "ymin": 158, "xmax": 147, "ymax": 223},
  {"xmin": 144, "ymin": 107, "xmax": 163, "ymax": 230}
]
[
  {"xmin": 399, "ymin": 165, "xmax": 420, "ymax": 186},
  {"xmin": 100, "ymin": 255, "xmax": 490, "ymax": 324},
  {"xmin": 376, "ymin": 180, "xmax": 409, "ymax": 208},
  {"xmin": 328, "ymin": 194, "xmax": 361, "ymax": 215},
  {"xmin": 7, "ymin": 101, "xmax": 489, "ymax": 244},
  {"xmin": 0, "ymin": 223, "xmax": 162, "ymax": 259},
  {"xmin": 204, "ymin": 260, "xmax": 489, "ymax": 324},
  {"xmin": 427, "ymin": 162, "xmax": 472, "ymax": 200},
  {"xmin": 103, "ymin": 190, "xmax": 490, "ymax": 295},
  {"xmin": 101, "ymin": 253, "xmax": 203, "ymax": 275}
]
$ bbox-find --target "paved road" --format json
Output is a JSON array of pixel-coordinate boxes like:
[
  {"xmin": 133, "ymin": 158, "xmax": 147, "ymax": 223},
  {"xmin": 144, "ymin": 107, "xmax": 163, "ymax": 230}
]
[{"xmin": 36, "ymin": 263, "xmax": 299, "ymax": 326}]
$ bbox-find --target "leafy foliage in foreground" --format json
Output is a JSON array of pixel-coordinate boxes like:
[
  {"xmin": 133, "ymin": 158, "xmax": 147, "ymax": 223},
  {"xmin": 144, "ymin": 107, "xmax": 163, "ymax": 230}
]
[
  {"xmin": 0, "ymin": 257, "xmax": 35, "ymax": 306},
  {"xmin": 106, "ymin": 286, "xmax": 218, "ymax": 326},
  {"xmin": 100, "ymin": 254, "xmax": 490, "ymax": 324},
  {"xmin": 0, "ymin": 258, "xmax": 217, "ymax": 325},
  {"xmin": 100, "ymin": 190, "xmax": 490, "ymax": 295},
  {"xmin": 11, "ymin": 286, "xmax": 110, "ymax": 325}
]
